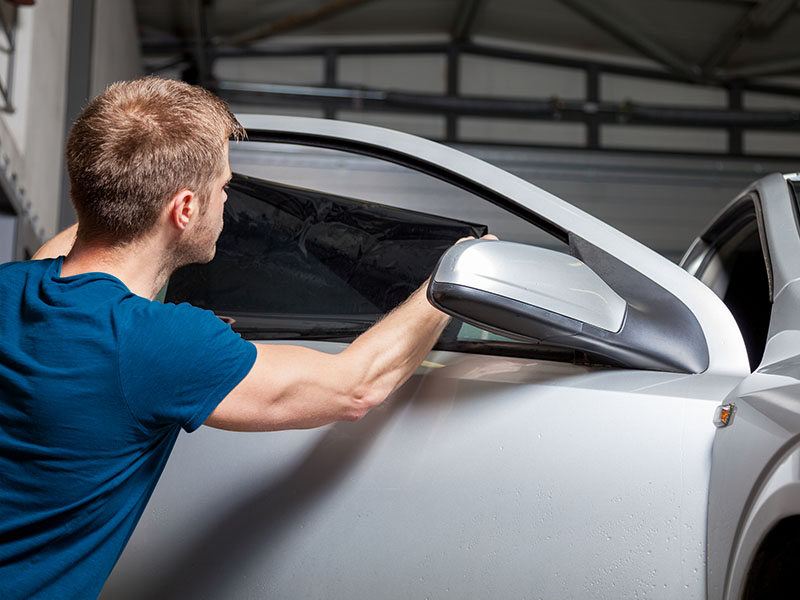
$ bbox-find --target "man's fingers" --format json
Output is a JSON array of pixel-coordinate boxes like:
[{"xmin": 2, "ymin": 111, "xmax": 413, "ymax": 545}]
[{"xmin": 455, "ymin": 233, "xmax": 498, "ymax": 245}]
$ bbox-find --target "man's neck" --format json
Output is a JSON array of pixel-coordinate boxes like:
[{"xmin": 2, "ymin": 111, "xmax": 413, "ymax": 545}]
[{"xmin": 61, "ymin": 237, "xmax": 172, "ymax": 300}]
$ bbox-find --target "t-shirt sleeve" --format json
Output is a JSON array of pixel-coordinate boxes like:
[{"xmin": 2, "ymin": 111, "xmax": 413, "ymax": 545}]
[{"xmin": 117, "ymin": 299, "xmax": 257, "ymax": 432}]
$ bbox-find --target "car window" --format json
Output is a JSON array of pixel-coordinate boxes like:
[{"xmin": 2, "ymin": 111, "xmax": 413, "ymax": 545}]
[
  {"xmin": 167, "ymin": 173, "xmax": 486, "ymax": 333},
  {"xmin": 691, "ymin": 196, "xmax": 771, "ymax": 371},
  {"xmin": 165, "ymin": 141, "xmax": 607, "ymax": 363},
  {"xmin": 228, "ymin": 141, "xmax": 565, "ymax": 248}
]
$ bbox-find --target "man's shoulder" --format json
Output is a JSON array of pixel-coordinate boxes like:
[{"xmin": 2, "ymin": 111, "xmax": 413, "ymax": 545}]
[
  {"xmin": 0, "ymin": 257, "xmax": 54, "ymax": 277},
  {"xmin": 118, "ymin": 297, "xmax": 233, "ymax": 343},
  {"xmin": 123, "ymin": 296, "xmax": 217, "ymax": 322},
  {"xmin": 0, "ymin": 259, "xmax": 57, "ymax": 303}
]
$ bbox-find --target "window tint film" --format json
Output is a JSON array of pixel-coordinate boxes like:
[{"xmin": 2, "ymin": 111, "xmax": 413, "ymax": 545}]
[
  {"xmin": 166, "ymin": 174, "xmax": 486, "ymax": 338},
  {"xmin": 228, "ymin": 142, "xmax": 564, "ymax": 249}
]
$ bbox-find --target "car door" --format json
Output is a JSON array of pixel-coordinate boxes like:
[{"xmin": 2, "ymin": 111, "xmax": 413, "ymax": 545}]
[
  {"xmin": 687, "ymin": 174, "xmax": 800, "ymax": 599},
  {"xmin": 101, "ymin": 116, "xmax": 750, "ymax": 600}
]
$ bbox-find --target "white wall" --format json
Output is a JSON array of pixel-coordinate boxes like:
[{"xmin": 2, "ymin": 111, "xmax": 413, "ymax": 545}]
[
  {"xmin": 25, "ymin": 0, "xmax": 71, "ymax": 240},
  {"xmin": 0, "ymin": 0, "xmax": 70, "ymax": 243},
  {"xmin": 0, "ymin": 0, "xmax": 143, "ymax": 253}
]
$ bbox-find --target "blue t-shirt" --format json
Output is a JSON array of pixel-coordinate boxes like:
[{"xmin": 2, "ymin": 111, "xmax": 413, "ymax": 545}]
[{"xmin": 0, "ymin": 257, "xmax": 257, "ymax": 599}]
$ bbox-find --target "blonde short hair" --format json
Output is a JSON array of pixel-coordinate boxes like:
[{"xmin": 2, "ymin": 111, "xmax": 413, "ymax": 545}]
[{"xmin": 66, "ymin": 77, "xmax": 245, "ymax": 243}]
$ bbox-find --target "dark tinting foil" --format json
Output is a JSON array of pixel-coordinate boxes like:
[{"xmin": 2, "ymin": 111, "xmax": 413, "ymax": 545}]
[{"xmin": 166, "ymin": 173, "xmax": 487, "ymax": 338}]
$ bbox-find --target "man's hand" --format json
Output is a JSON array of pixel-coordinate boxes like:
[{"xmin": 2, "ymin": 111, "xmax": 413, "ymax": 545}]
[{"xmin": 456, "ymin": 233, "xmax": 499, "ymax": 244}]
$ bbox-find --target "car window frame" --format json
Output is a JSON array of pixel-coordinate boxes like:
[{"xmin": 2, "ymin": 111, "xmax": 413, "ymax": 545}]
[
  {"xmin": 230, "ymin": 115, "xmax": 750, "ymax": 377},
  {"xmin": 688, "ymin": 192, "xmax": 774, "ymax": 303}
]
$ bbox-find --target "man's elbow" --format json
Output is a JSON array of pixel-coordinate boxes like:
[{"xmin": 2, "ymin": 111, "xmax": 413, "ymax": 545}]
[{"xmin": 342, "ymin": 384, "xmax": 391, "ymax": 422}]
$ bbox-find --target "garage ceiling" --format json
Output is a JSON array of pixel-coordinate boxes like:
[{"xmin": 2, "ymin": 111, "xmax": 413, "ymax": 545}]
[{"xmin": 135, "ymin": 0, "xmax": 800, "ymax": 84}]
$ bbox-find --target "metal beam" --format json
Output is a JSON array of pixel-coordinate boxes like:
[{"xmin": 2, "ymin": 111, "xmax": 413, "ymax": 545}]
[
  {"xmin": 0, "ymin": 5, "xmax": 17, "ymax": 112},
  {"xmin": 60, "ymin": 0, "xmax": 95, "ymax": 232},
  {"xmin": 556, "ymin": 0, "xmax": 702, "ymax": 81},
  {"xmin": 203, "ymin": 40, "xmax": 703, "ymax": 84},
  {"xmin": 191, "ymin": 0, "xmax": 210, "ymax": 85},
  {"xmin": 451, "ymin": 0, "xmax": 482, "ymax": 43},
  {"xmin": 720, "ymin": 54, "xmax": 800, "ymax": 80},
  {"xmin": 702, "ymin": 0, "xmax": 798, "ymax": 75},
  {"xmin": 140, "ymin": 39, "xmax": 800, "ymax": 99},
  {"xmin": 586, "ymin": 64, "xmax": 600, "ymax": 149},
  {"xmin": 728, "ymin": 82, "xmax": 743, "ymax": 155},
  {"xmin": 324, "ymin": 48, "xmax": 338, "ymax": 119},
  {"xmin": 214, "ymin": 80, "xmax": 800, "ymax": 129},
  {"xmin": 217, "ymin": 0, "xmax": 376, "ymax": 47},
  {"xmin": 446, "ymin": 45, "xmax": 459, "ymax": 140},
  {"xmin": 145, "ymin": 55, "xmax": 191, "ymax": 76}
]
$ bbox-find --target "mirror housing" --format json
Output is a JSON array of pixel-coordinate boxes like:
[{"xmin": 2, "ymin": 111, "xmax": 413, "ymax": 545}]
[
  {"xmin": 428, "ymin": 239, "xmax": 709, "ymax": 373},
  {"xmin": 428, "ymin": 240, "xmax": 626, "ymax": 343}
]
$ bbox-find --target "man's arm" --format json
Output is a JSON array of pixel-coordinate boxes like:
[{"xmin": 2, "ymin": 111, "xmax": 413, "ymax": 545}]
[
  {"xmin": 205, "ymin": 280, "xmax": 450, "ymax": 432},
  {"xmin": 31, "ymin": 223, "xmax": 78, "ymax": 260}
]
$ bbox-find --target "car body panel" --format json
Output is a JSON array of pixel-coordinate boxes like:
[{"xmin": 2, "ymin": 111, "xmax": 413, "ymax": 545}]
[
  {"xmin": 102, "ymin": 345, "xmax": 742, "ymax": 599},
  {"xmin": 698, "ymin": 175, "xmax": 800, "ymax": 598}
]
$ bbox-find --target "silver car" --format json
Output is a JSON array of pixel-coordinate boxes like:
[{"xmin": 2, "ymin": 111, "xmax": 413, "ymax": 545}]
[{"xmin": 101, "ymin": 116, "xmax": 800, "ymax": 599}]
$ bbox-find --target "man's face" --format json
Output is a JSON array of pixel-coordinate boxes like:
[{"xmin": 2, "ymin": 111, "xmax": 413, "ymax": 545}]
[
  {"xmin": 201, "ymin": 143, "xmax": 232, "ymax": 255},
  {"xmin": 174, "ymin": 143, "xmax": 232, "ymax": 267}
]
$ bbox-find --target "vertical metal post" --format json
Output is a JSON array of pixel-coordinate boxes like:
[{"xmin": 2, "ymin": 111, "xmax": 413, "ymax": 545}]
[
  {"xmin": 193, "ymin": 0, "xmax": 209, "ymax": 86},
  {"xmin": 5, "ymin": 13, "xmax": 15, "ymax": 113},
  {"xmin": 0, "ymin": 5, "xmax": 17, "ymax": 112},
  {"xmin": 446, "ymin": 45, "xmax": 459, "ymax": 142},
  {"xmin": 0, "ymin": 212, "xmax": 16, "ymax": 262},
  {"xmin": 324, "ymin": 48, "xmax": 337, "ymax": 119},
  {"xmin": 586, "ymin": 64, "xmax": 600, "ymax": 150},
  {"xmin": 59, "ymin": 0, "xmax": 95, "ymax": 231},
  {"xmin": 728, "ymin": 82, "xmax": 744, "ymax": 156}
]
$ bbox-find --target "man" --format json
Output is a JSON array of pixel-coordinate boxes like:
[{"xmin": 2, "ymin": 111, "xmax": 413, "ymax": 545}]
[{"xmin": 0, "ymin": 77, "xmax": 472, "ymax": 598}]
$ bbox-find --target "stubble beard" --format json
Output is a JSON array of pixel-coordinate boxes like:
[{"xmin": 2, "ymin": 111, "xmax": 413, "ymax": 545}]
[{"xmin": 165, "ymin": 214, "xmax": 222, "ymax": 275}]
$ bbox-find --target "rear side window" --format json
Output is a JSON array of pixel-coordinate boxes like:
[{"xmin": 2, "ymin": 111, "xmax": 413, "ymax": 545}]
[{"xmin": 693, "ymin": 197, "xmax": 771, "ymax": 371}]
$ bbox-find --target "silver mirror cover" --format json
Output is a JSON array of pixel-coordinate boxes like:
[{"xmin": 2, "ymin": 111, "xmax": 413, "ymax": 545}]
[{"xmin": 429, "ymin": 239, "xmax": 627, "ymax": 337}]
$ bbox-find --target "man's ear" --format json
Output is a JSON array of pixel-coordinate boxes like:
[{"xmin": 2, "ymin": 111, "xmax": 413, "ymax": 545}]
[{"xmin": 167, "ymin": 189, "xmax": 197, "ymax": 231}]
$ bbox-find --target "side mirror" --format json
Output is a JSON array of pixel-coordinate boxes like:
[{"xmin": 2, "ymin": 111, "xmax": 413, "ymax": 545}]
[
  {"xmin": 428, "ymin": 240, "xmax": 627, "ymax": 344},
  {"xmin": 428, "ymin": 239, "xmax": 710, "ymax": 373}
]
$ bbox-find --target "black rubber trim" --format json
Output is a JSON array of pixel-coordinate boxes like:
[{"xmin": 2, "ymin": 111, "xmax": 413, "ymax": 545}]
[
  {"xmin": 696, "ymin": 193, "xmax": 773, "ymax": 302},
  {"xmin": 695, "ymin": 200, "xmax": 758, "ymax": 282},
  {"xmin": 788, "ymin": 178, "xmax": 800, "ymax": 239}
]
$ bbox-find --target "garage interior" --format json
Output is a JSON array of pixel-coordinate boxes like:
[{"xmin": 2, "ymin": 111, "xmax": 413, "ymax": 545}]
[{"xmin": 1, "ymin": 3, "xmax": 800, "ymax": 599}]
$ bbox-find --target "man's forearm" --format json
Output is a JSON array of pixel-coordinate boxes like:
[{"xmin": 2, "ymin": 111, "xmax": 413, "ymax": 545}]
[
  {"xmin": 32, "ymin": 223, "xmax": 78, "ymax": 260},
  {"xmin": 341, "ymin": 280, "xmax": 451, "ymax": 406},
  {"xmin": 207, "ymin": 280, "xmax": 451, "ymax": 431}
]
